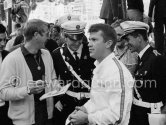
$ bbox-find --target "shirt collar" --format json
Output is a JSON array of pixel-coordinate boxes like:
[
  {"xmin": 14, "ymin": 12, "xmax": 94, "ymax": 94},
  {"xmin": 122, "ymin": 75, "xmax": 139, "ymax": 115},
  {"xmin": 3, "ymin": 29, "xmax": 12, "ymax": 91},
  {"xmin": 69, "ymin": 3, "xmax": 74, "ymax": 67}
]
[
  {"xmin": 68, "ymin": 44, "xmax": 83, "ymax": 57},
  {"xmin": 138, "ymin": 44, "xmax": 150, "ymax": 59},
  {"xmin": 21, "ymin": 45, "xmax": 42, "ymax": 57},
  {"xmin": 94, "ymin": 52, "xmax": 115, "ymax": 66}
]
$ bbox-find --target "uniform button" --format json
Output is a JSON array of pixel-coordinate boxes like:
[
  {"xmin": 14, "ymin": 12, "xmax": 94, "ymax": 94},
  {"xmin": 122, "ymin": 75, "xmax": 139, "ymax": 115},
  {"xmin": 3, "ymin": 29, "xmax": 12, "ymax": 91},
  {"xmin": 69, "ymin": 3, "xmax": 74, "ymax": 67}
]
[
  {"xmin": 65, "ymin": 71, "xmax": 67, "ymax": 73},
  {"xmin": 78, "ymin": 68, "xmax": 80, "ymax": 71}
]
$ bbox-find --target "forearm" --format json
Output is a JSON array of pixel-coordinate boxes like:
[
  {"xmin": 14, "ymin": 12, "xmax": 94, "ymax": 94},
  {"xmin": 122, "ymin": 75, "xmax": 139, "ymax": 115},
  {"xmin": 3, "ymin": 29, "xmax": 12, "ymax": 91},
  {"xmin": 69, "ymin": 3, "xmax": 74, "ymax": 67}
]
[{"xmin": 0, "ymin": 86, "xmax": 28, "ymax": 101}]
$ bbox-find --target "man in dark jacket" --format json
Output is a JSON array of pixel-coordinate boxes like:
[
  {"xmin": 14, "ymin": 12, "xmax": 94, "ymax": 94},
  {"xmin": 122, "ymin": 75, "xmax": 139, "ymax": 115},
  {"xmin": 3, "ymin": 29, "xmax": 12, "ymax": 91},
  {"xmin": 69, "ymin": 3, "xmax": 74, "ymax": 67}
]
[
  {"xmin": 120, "ymin": 21, "xmax": 166, "ymax": 125},
  {"xmin": 0, "ymin": 23, "xmax": 12, "ymax": 125},
  {"xmin": 52, "ymin": 20, "xmax": 95, "ymax": 125},
  {"xmin": 148, "ymin": 0, "xmax": 166, "ymax": 55}
]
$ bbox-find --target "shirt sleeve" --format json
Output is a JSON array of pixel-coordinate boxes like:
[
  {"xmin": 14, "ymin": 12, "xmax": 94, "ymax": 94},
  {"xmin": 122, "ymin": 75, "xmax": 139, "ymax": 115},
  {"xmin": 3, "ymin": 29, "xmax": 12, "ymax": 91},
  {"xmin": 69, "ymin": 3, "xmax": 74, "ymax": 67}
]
[{"xmin": 0, "ymin": 55, "xmax": 28, "ymax": 101}]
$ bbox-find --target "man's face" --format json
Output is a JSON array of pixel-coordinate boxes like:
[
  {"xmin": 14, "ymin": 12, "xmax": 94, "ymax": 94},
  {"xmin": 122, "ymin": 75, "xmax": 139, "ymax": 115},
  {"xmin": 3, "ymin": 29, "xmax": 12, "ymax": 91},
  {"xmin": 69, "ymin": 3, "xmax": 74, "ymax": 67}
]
[
  {"xmin": 36, "ymin": 25, "xmax": 49, "ymax": 49},
  {"xmin": 66, "ymin": 34, "xmax": 83, "ymax": 51},
  {"xmin": 88, "ymin": 31, "xmax": 106, "ymax": 61},
  {"xmin": 0, "ymin": 33, "xmax": 7, "ymax": 52},
  {"xmin": 125, "ymin": 34, "xmax": 140, "ymax": 53}
]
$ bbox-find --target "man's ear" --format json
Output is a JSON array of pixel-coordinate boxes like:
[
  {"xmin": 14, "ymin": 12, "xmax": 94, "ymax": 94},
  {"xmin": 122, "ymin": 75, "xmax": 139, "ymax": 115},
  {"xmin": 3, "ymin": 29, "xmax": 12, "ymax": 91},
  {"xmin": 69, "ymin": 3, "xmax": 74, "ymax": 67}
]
[
  {"xmin": 33, "ymin": 32, "xmax": 38, "ymax": 38},
  {"xmin": 105, "ymin": 40, "xmax": 113, "ymax": 48},
  {"xmin": 137, "ymin": 34, "xmax": 143, "ymax": 43}
]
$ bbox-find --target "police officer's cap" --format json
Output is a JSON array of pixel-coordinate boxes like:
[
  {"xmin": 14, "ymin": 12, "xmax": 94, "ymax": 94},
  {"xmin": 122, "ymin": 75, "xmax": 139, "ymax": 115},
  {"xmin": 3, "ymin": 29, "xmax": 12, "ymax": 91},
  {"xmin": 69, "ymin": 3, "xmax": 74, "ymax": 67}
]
[
  {"xmin": 120, "ymin": 21, "xmax": 149, "ymax": 38},
  {"xmin": 61, "ymin": 21, "xmax": 86, "ymax": 34},
  {"xmin": 56, "ymin": 14, "xmax": 80, "ymax": 26}
]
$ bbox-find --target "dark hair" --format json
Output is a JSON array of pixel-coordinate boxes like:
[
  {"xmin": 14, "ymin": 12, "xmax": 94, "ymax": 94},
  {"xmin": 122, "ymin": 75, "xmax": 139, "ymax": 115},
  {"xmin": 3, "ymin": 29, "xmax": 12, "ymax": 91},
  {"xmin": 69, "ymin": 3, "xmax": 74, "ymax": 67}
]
[
  {"xmin": 127, "ymin": 29, "xmax": 148, "ymax": 41},
  {"xmin": 15, "ymin": 23, "xmax": 21, "ymax": 29},
  {"xmin": 88, "ymin": 23, "xmax": 117, "ymax": 51},
  {"xmin": 0, "ymin": 24, "xmax": 6, "ymax": 34},
  {"xmin": 53, "ymin": 25, "xmax": 60, "ymax": 33},
  {"xmin": 23, "ymin": 19, "xmax": 48, "ymax": 41}
]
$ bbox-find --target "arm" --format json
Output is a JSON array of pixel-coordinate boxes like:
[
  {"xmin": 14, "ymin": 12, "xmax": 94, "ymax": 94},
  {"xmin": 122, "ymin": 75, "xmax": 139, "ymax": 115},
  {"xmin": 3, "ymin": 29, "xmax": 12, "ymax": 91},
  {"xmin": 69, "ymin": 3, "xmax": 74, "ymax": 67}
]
[
  {"xmin": 84, "ymin": 90, "xmax": 122, "ymax": 124},
  {"xmin": 0, "ymin": 55, "xmax": 28, "ymax": 101}
]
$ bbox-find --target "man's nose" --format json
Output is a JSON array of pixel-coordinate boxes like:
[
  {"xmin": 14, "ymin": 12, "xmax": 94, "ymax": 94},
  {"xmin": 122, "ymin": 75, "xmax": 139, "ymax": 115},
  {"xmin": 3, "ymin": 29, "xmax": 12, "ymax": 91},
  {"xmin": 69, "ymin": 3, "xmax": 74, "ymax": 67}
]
[{"xmin": 88, "ymin": 40, "xmax": 92, "ymax": 47}]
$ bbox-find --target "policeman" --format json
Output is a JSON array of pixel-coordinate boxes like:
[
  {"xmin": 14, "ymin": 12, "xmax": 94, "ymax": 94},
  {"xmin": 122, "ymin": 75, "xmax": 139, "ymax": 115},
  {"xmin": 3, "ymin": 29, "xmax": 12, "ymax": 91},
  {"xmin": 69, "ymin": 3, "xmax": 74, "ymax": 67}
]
[
  {"xmin": 51, "ymin": 20, "xmax": 95, "ymax": 125},
  {"xmin": 54, "ymin": 14, "xmax": 80, "ymax": 47},
  {"xmin": 120, "ymin": 21, "xmax": 166, "ymax": 125}
]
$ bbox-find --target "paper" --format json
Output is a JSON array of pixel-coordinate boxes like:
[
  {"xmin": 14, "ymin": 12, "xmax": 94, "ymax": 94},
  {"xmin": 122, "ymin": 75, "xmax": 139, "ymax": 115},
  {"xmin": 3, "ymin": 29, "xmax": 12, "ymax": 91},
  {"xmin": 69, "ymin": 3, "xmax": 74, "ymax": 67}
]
[{"xmin": 40, "ymin": 83, "xmax": 71, "ymax": 101}]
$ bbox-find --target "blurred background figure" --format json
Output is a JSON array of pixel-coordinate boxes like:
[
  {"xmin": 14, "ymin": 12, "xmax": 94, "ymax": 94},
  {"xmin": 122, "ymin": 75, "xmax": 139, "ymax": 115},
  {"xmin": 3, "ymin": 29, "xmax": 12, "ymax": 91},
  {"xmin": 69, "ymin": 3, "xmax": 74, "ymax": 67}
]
[
  {"xmin": 100, "ymin": 0, "xmax": 126, "ymax": 25},
  {"xmin": 112, "ymin": 19, "xmax": 138, "ymax": 76},
  {"xmin": 5, "ymin": 24, "xmax": 24, "ymax": 52},
  {"xmin": 9, "ymin": 23, "xmax": 21, "ymax": 38},
  {"xmin": 45, "ymin": 23, "xmax": 59, "ymax": 53},
  {"xmin": 148, "ymin": 0, "xmax": 166, "ymax": 55},
  {"xmin": 127, "ymin": 0, "xmax": 144, "ymax": 21}
]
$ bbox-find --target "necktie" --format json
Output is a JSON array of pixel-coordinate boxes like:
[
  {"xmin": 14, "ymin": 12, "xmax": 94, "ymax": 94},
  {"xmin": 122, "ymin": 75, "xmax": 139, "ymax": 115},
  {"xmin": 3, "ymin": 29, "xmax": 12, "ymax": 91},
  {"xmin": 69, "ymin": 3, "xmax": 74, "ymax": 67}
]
[
  {"xmin": 73, "ymin": 51, "xmax": 79, "ymax": 62},
  {"xmin": 138, "ymin": 56, "xmax": 141, "ymax": 64},
  {"xmin": 135, "ymin": 56, "xmax": 141, "ymax": 74}
]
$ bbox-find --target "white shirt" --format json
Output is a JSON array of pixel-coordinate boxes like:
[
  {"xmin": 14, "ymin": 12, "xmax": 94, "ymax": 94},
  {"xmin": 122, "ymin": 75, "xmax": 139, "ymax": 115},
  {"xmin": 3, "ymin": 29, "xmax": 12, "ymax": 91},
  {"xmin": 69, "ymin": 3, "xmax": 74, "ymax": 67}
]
[
  {"xmin": 138, "ymin": 44, "xmax": 150, "ymax": 59},
  {"xmin": 68, "ymin": 44, "xmax": 83, "ymax": 59},
  {"xmin": 84, "ymin": 53, "xmax": 134, "ymax": 125}
]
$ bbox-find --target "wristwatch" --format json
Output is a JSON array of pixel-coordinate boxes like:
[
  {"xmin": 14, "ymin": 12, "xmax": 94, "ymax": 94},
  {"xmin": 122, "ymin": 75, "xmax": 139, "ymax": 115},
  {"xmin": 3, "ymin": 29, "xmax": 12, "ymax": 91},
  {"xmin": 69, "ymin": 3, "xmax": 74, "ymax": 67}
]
[{"xmin": 27, "ymin": 86, "xmax": 31, "ymax": 95}]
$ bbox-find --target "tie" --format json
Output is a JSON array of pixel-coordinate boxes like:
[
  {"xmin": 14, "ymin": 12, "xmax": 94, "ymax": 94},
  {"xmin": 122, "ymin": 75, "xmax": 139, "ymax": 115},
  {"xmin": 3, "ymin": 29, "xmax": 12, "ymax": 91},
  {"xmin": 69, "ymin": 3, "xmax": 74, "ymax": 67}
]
[
  {"xmin": 135, "ymin": 56, "xmax": 141, "ymax": 74},
  {"xmin": 73, "ymin": 51, "xmax": 79, "ymax": 62},
  {"xmin": 137, "ymin": 56, "xmax": 141, "ymax": 65}
]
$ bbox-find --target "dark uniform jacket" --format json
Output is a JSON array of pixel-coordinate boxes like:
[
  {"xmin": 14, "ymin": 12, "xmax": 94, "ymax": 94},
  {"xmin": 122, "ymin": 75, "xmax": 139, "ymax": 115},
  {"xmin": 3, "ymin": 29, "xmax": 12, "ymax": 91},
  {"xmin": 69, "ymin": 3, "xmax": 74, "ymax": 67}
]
[
  {"xmin": 129, "ymin": 46, "xmax": 166, "ymax": 125},
  {"xmin": 52, "ymin": 43, "xmax": 95, "ymax": 93},
  {"xmin": 51, "ymin": 42, "xmax": 95, "ymax": 124}
]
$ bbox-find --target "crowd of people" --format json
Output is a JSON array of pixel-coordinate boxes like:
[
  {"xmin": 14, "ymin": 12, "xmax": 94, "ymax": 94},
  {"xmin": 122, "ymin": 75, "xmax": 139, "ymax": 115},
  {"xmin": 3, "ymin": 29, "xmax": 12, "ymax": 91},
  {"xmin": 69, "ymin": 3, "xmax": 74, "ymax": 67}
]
[{"xmin": 0, "ymin": 0, "xmax": 166, "ymax": 125}]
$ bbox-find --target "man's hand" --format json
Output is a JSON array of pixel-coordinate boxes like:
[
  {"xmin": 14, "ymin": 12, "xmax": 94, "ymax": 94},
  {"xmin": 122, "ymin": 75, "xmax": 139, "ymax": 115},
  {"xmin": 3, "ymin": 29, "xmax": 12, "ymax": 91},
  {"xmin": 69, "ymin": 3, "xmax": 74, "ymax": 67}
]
[
  {"xmin": 75, "ymin": 106, "xmax": 87, "ymax": 113},
  {"xmin": 27, "ymin": 80, "xmax": 45, "ymax": 94},
  {"xmin": 69, "ymin": 110, "xmax": 89, "ymax": 125},
  {"xmin": 55, "ymin": 100, "xmax": 63, "ymax": 112}
]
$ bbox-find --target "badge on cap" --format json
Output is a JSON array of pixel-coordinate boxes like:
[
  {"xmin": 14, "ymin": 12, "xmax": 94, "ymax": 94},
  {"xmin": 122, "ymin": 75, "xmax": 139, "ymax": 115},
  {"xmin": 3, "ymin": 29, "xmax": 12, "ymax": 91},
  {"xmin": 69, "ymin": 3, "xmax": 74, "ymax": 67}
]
[
  {"xmin": 67, "ymin": 15, "xmax": 71, "ymax": 20},
  {"xmin": 76, "ymin": 25, "xmax": 80, "ymax": 30}
]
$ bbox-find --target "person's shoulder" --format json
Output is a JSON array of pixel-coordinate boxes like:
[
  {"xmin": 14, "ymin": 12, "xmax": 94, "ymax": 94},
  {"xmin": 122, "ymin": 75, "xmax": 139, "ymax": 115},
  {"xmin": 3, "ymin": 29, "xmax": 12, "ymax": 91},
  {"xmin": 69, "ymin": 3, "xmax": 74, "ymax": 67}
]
[
  {"xmin": 52, "ymin": 47, "xmax": 61, "ymax": 55},
  {"xmin": 41, "ymin": 49, "xmax": 51, "ymax": 55},
  {"xmin": 2, "ymin": 48, "xmax": 21, "ymax": 63}
]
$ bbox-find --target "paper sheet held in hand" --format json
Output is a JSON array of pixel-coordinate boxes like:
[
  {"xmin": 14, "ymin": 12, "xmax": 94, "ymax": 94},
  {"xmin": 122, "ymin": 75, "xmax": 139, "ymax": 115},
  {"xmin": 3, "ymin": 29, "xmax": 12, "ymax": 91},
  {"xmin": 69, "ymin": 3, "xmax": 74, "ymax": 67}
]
[{"xmin": 40, "ymin": 83, "xmax": 71, "ymax": 101}]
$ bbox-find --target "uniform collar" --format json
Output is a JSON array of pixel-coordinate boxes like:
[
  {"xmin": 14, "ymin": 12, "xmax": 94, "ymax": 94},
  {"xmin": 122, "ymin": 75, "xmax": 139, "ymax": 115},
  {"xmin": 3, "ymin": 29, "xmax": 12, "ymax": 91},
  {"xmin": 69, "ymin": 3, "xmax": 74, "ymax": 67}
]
[
  {"xmin": 138, "ymin": 44, "xmax": 150, "ymax": 59},
  {"xmin": 67, "ymin": 44, "xmax": 83, "ymax": 58}
]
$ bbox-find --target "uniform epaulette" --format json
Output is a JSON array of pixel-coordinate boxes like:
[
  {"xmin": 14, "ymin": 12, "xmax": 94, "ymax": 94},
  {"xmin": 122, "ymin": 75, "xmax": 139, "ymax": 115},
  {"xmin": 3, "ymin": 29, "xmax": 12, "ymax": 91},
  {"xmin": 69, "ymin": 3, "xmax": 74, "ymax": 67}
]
[{"xmin": 153, "ymin": 50, "xmax": 161, "ymax": 56}]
